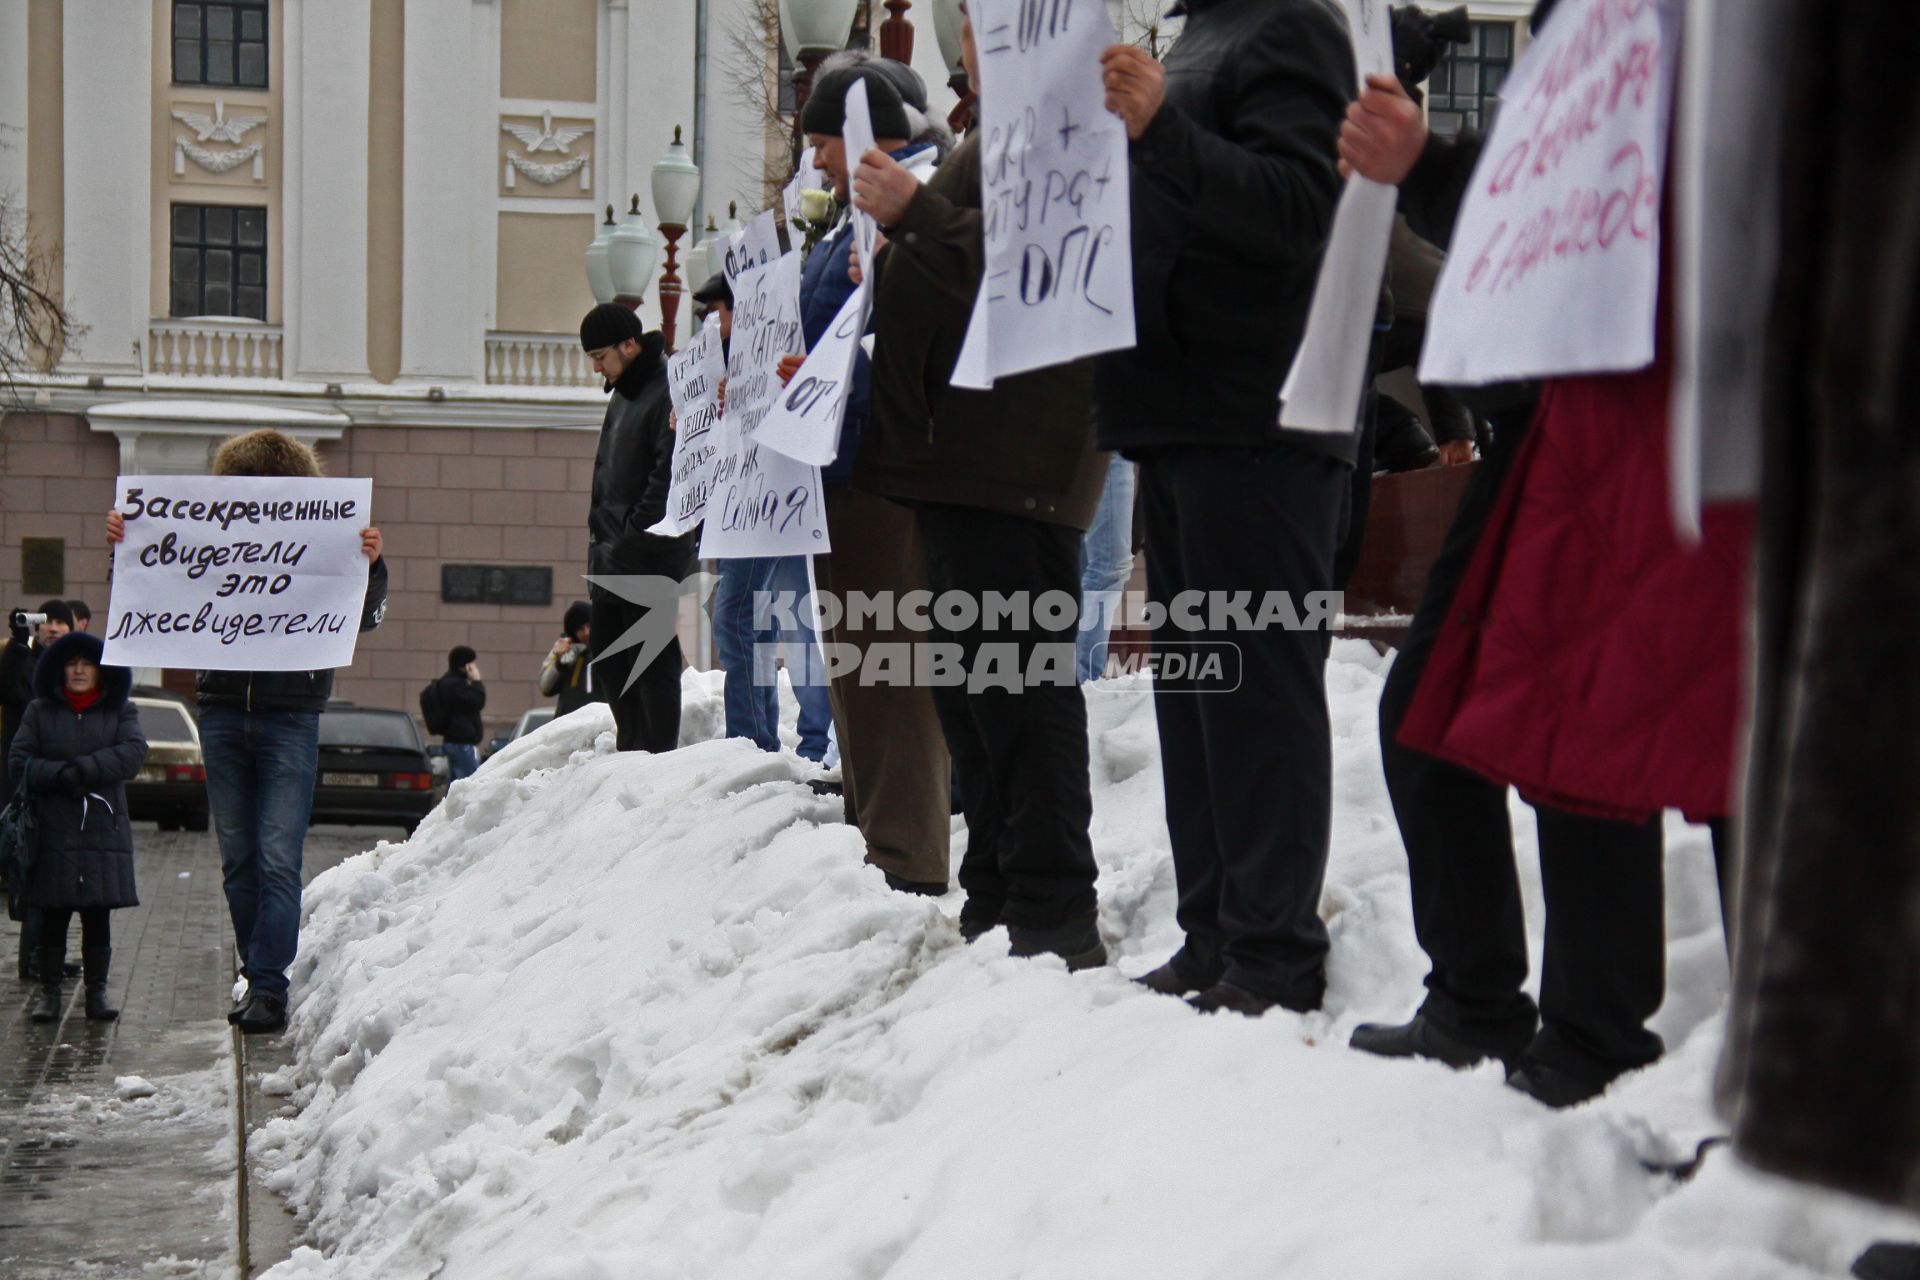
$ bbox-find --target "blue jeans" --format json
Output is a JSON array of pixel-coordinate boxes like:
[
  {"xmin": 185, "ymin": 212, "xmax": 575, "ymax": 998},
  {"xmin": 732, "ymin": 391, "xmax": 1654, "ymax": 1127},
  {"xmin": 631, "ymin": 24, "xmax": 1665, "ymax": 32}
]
[
  {"xmin": 445, "ymin": 743, "xmax": 478, "ymax": 781},
  {"xmin": 200, "ymin": 707, "xmax": 321, "ymax": 1002},
  {"xmin": 769, "ymin": 554, "xmax": 833, "ymax": 762},
  {"xmin": 715, "ymin": 556, "xmax": 782, "ymax": 752},
  {"xmin": 1077, "ymin": 453, "xmax": 1137, "ymax": 681}
]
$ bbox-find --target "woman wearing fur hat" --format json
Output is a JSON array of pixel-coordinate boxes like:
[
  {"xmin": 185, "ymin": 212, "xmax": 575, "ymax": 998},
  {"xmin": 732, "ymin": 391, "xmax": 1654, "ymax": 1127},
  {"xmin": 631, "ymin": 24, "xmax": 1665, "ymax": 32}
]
[
  {"xmin": 105, "ymin": 428, "xmax": 388, "ymax": 1035},
  {"xmin": 9, "ymin": 631, "xmax": 147, "ymax": 1024}
]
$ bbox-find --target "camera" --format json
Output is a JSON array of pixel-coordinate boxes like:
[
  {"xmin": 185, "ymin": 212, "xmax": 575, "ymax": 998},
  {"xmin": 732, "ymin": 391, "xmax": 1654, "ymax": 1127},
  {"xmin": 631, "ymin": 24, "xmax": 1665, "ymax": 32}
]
[
  {"xmin": 1390, "ymin": 5, "xmax": 1473, "ymax": 96},
  {"xmin": 10, "ymin": 610, "xmax": 49, "ymax": 631}
]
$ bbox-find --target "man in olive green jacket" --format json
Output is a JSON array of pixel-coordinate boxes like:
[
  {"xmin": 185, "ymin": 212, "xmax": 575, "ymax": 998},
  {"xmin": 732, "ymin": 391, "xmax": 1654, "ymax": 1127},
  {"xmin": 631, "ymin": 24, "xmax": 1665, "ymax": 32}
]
[{"xmin": 852, "ymin": 14, "xmax": 1110, "ymax": 970}]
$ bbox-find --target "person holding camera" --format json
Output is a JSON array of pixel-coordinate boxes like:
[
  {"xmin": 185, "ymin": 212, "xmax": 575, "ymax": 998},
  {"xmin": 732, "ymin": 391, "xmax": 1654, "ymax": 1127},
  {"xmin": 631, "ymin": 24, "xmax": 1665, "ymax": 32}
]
[
  {"xmin": 3, "ymin": 600, "xmax": 77, "ymax": 983},
  {"xmin": 9, "ymin": 630, "xmax": 147, "ymax": 1024},
  {"xmin": 539, "ymin": 602, "xmax": 604, "ymax": 718},
  {"xmin": 429, "ymin": 647, "xmax": 487, "ymax": 780}
]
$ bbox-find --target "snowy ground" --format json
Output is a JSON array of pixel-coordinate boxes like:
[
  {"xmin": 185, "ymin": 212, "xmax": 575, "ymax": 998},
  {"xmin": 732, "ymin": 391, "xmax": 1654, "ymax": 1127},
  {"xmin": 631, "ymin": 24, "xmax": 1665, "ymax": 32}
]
[{"xmin": 250, "ymin": 644, "xmax": 1910, "ymax": 1279}]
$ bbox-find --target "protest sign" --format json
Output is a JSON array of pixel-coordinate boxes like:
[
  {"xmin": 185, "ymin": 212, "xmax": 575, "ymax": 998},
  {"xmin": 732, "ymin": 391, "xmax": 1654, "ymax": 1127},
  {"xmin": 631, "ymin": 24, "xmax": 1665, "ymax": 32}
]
[
  {"xmin": 700, "ymin": 251, "xmax": 831, "ymax": 558},
  {"xmin": 1668, "ymin": 0, "xmax": 1778, "ymax": 538},
  {"xmin": 1279, "ymin": 0, "xmax": 1396, "ymax": 435},
  {"xmin": 754, "ymin": 279, "xmax": 870, "ymax": 467},
  {"xmin": 952, "ymin": 0, "xmax": 1134, "ymax": 389},
  {"xmin": 1421, "ymin": 0, "xmax": 1678, "ymax": 385},
  {"xmin": 722, "ymin": 208, "xmax": 783, "ymax": 291},
  {"xmin": 843, "ymin": 78, "xmax": 881, "ymax": 293},
  {"xmin": 102, "ymin": 475, "xmax": 373, "ymax": 672},
  {"xmin": 651, "ymin": 312, "xmax": 728, "ymax": 536}
]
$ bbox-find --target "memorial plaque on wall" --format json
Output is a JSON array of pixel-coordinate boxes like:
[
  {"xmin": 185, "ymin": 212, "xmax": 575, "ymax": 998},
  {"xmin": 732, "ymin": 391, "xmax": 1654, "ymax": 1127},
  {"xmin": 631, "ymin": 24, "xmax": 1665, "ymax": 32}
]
[
  {"xmin": 21, "ymin": 538, "xmax": 65, "ymax": 595},
  {"xmin": 440, "ymin": 564, "xmax": 552, "ymax": 607}
]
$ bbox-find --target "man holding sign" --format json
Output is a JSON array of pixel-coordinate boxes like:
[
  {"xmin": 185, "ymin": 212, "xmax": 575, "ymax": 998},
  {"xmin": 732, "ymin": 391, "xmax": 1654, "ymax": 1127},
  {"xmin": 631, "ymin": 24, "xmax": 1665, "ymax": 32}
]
[
  {"xmin": 1096, "ymin": 0, "xmax": 1357, "ymax": 1017},
  {"xmin": 103, "ymin": 429, "xmax": 387, "ymax": 1034},
  {"xmin": 854, "ymin": 6, "xmax": 1110, "ymax": 967}
]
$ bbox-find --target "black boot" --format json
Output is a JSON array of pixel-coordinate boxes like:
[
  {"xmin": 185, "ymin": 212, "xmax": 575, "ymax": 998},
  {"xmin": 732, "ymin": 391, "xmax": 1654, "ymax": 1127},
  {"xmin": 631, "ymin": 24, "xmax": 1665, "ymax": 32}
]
[
  {"xmin": 82, "ymin": 946, "xmax": 118, "ymax": 1022},
  {"xmin": 17, "ymin": 909, "xmax": 40, "ymax": 981},
  {"xmin": 28, "ymin": 946, "xmax": 63, "ymax": 1023}
]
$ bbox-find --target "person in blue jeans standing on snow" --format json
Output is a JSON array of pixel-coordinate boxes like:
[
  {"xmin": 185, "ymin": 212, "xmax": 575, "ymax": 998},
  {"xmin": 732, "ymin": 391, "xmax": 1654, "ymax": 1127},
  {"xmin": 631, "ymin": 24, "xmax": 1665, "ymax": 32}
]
[{"xmin": 106, "ymin": 429, "xmax": 388, "ymax": 1035}]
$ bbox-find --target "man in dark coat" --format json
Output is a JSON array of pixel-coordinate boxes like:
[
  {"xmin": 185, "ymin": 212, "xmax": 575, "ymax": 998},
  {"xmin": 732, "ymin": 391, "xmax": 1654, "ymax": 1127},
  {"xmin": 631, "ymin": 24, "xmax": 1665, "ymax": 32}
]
[
  {"xmin": 852, "ymin": 14, "xmax": 1111, "ymax": 967},
  {"xmin": 790, "ymin": 64, "xmax": 952, "ymax": 893},
  {"xmin": 8, "ymin": 630, "xmax": 146, "ymax": 1023},
  {"xmin": 431, "ymin": 645, "xmax": 487, "ymax": 780},
  {"xmin": 1097, "ymin": 0, "xmax": 1357, "ymax": 1015},
  {"xmin": 581, "ymin": 303, "xmax": 695, "ymax": 754}
]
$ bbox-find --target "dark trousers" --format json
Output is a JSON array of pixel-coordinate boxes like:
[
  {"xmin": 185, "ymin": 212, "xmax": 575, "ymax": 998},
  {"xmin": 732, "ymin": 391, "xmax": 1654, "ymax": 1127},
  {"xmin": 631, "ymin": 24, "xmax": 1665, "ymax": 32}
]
[
  {"xmin": 1378, "ymin": 411, "xmax": 1667, "ymax": 1077},
  {"xmin": 41, "ymin": 906, "xmax": 109, "ymax": 954},
  {"xmin": 915, "ymin": 503, "xmax": 1098, "ymax": 930},
  {"xmin": 1140, "ymin": 445, "xmax": 1350, "ymax": 1007},
  {"xmin": 589, "ymin": 588, "xmax": 683, "ymax": 753}
]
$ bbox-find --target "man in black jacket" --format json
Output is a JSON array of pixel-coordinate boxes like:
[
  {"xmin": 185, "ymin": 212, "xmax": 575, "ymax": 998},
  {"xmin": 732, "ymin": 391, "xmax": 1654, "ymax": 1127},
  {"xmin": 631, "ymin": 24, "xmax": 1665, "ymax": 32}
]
[
  {"xmin": 580, "ymin": 303, "xmax": 694, "ymax": 753},
  {"xmin": 1098, "ymin": 0, "xmax": 1357, "ymax": 1016},
  {"xmin": 431, "ymin": 646, "xmax": 487, "ymax": 780}
]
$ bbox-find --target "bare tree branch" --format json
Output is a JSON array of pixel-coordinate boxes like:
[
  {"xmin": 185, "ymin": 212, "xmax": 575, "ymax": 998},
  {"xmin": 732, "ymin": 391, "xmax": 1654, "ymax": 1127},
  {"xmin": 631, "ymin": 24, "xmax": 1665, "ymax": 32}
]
[{"xmin": 0, "ymin": 185, "xmax": 77, "ymax": 404}]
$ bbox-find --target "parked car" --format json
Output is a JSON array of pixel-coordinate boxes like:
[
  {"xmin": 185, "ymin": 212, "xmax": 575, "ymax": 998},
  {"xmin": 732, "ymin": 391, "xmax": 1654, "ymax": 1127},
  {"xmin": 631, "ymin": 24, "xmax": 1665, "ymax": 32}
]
[
  {"xmin": 127, "ymin": 695, "xmax": 209, "ymax": 831},
  {"xmin": 311, "ymin": 703, "xmax": 443, "ymax": 835},
  {"xmin": 482, "ymin": 706, "xmax": 558, "ymax": 761}
]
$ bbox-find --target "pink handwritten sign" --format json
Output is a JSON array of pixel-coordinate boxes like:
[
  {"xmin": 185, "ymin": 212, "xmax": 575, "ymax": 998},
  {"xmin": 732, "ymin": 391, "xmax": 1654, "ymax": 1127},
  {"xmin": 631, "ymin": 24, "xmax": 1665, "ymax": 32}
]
[{"xmin": 1421, "ymin": 0, "xmax": 1676, "ymax": 385}]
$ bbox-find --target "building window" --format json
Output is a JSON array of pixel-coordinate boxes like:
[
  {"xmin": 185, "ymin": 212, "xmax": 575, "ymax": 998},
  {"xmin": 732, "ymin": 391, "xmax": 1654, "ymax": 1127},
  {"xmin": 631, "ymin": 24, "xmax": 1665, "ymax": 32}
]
[
  {"xmin": 170, "ymin": 204, "xmax": 268, "ymax": 320},
  {"xmin": 1428, "ymin": 20, "xmax": 1516, "ymax": 138},
  {"xmin": 173, "ymin": 1, "xmax": 269, "ymax": 89}
]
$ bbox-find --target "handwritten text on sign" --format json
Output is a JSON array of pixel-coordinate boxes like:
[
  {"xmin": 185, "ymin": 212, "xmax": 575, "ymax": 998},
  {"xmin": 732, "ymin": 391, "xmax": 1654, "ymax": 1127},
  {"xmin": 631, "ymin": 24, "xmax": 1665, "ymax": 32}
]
[
  {"xmin": 651, "ymin": 312, "xmax": 728, "ymax": 536},
  {"xmin": 953, "ymin": 0, "xmax": 1134, "ymax": 388},
  {"xmin": 754, "ymin": 280, "xmax": 869, "ymax": 467},
  {"xmin": 1421, "ymin": 0, "xmax": 1677, "ymax": 385},
  {"xmin": 102, "ymin": 476, "xmax": 373, "ymax": 672},
  {"xmin": 700, "ymin": 251, "xmax": 831, "ymax": 558}
]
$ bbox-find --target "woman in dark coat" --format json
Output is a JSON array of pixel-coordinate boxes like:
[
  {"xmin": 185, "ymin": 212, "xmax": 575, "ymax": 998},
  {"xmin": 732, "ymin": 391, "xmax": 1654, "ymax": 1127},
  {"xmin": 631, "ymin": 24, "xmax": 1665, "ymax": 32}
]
[{"xmin": 8, "ymin": 630, "xmax": 146, "ymax": 1024}]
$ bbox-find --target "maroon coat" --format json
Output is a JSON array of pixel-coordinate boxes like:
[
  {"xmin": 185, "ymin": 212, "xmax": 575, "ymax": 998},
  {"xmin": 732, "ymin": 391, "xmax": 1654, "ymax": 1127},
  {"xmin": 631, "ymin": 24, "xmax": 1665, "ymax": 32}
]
[{"xmin": 1396, "ymin": 347, "xmax": 1753, "ymax": 823}]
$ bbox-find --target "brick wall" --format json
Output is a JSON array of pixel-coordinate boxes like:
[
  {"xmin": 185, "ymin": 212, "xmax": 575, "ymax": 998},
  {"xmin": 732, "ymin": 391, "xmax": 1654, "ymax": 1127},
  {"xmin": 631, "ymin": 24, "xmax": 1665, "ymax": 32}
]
[{"xmin": 0, "ymin": 412, "xmax": 119, "ymax": 630}]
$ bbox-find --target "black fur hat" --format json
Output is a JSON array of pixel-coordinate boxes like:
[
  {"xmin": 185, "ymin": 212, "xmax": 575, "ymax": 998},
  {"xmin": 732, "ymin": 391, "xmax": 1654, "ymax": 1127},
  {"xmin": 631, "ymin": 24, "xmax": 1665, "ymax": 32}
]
[{"xmin": 31, "ymin": 630, "xmax": 131, "ymax": 708}]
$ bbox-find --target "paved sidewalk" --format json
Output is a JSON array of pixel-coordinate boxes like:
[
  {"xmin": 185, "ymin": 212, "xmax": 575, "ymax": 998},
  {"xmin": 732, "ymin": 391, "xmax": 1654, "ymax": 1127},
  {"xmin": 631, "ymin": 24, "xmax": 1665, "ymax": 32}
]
[{"xmin": 1, "ymin": 826, "xmax": 385, "ymax": 1279}]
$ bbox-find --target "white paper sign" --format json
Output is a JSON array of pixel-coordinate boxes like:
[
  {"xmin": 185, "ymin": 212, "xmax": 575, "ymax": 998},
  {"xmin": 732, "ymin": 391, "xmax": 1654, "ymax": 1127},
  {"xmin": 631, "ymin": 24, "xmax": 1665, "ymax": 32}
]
[
  {"xmin": 1668, "ymin": 0, "xmax": 1778, "ymax": 538},
  {"xmin": 755, "ymin": 279, "xmax": 870, "ymax": 467},
  {"xmin": 102, "ymin": 475, "xmax": 373, "ymax": 672},
  {"xmin": 700, "ymin": 251, "xmax": 831, "ymax": 558},
  {"xmin": 651, "ymin": 312, "xmax": 728, "ymax": 536},
  {"xmin": 953, "ymin": 0, "xmax": 1135, "ymax": 389},
  {"xmin": 1420, "ymin": 0, "xmax": 1678, "ymax": 385},
  {"xmin": 842, "ymin": 78, "xmax": 881, "ymax": 295},
  {"xmin": 1279, "ymin": 0, "xmax": 1395, "ymax": 435},
  {"xmin": 722, "ymin": 208, "xmax": 783, "ymax": 291}
]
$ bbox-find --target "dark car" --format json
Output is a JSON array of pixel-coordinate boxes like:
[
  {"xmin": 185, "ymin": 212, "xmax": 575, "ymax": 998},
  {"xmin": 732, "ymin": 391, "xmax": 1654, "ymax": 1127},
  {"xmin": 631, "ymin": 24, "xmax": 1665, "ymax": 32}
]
[
  {"xmin": 127, "ymin": 695, "xmax": 210, "ymax": 831},
  {"xmin": 312, "ymin": 704, "xmax": 443, "ymax": 835}
]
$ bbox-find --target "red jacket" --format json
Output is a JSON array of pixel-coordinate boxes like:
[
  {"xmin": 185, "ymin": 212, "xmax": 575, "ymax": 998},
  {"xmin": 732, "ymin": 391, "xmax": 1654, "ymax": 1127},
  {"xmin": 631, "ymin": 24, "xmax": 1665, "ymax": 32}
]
[{"xmin": 1397, "ymin": 349, "xmax": 1753, "ymax": 823}]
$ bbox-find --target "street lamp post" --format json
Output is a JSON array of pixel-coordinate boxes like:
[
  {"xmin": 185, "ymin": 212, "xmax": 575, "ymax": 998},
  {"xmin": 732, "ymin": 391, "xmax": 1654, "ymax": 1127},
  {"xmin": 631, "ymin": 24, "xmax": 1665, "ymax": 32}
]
[
  {"xmin": 879, "ymin": 0, "xmax": 915, "ymax": 62},
  {"xmin": 651, "ymin": 125, "xmax": 702, "ymax": 352},
  {"xmin": 931, "ymin": 0, "xmax": 973, "ymax": 134},
  {"xmin": 585, "ymin": 204, "xmax": 617, "ymax": 304},
  {"xmin": 781, "ymin": 0, "xmax": 860, "ymax": 157},
  {"xmin": 607, "ymin": 195, "xmax": 660, "ymax": 314}
]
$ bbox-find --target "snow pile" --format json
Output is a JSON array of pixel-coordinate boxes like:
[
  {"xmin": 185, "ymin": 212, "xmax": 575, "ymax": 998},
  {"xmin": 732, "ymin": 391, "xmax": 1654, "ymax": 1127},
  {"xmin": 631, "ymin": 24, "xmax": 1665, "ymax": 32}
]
[{"xmin": 253, "ymin": 651, "xmax": 1904, "ymax": 1279}]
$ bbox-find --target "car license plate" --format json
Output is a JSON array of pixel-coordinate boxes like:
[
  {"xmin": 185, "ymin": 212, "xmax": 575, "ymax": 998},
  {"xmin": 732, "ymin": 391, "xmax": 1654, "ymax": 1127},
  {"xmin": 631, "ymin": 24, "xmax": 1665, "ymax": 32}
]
[
  {"xmin": 137, "ymin": 766, "xmax": 166, "ymax": 783},
  {"xmin": 321, "ymin": 772, "xmax": 380, "ymax": 788}
]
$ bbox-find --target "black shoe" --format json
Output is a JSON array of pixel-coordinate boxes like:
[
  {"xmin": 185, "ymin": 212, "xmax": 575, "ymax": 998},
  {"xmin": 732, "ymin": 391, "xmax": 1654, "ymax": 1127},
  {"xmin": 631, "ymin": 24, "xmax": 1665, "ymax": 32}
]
[
  {"xmin": 958, "ymin": 898, "xmax": 1003, "ymax": 943},
  {"xmin": 82, "ymin": 946, "xmax": 117, "ymax": 1021},
  {"xmin": 884, "ymin": 873, "xmax": 948, "ymax": 897},
  {"xmin": 1007, "ymin": 917, "xmax": 1107, "ymax": 972},
  {"xmin": 1506, "ymin": 1060, "xmax": 1613, "ymax": 1109},
  {"xmin": 1853, "ymin": 1243, "xmax": 1920, "ymax": 1280},
  {"xmin": 62, "ymin": 961, "xmax": 81, "ymax": 977},
  {"xmin": 227, "ymin": 997, "xmax": 248, "ymax": 1024},
  {"xmin": 1135, "ymin": 954, "xmax": 1219, "ymax": 997},
  {"xmin": 234, "ymin": 993, "xmax": 288, "ymax": 1035},
  {"xmin": 808, "ymin": 778, "xmax": 844, "ymax": 798},
  {"xmin": 1350, "ymin": 1013, "xmax": 1524, "ymax": 1070},
  {"xmin": 29, "ymin": 983, "xmax": 62, "ymax": 1023},
  {"xmin": 1185, "ymin": 980, "xmax": 1315, "ymax": 1018}
]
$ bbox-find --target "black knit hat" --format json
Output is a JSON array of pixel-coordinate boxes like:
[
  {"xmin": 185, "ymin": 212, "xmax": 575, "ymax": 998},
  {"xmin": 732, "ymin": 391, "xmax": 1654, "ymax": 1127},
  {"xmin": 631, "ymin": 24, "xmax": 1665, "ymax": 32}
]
[
  {"xmin": 801, "ymin": 66, "xmax": 911, "ymax": 142},
  {"xmin": 579, "ymin": 302, "xmax": 645, "ymax": 352},
  {"xmin": 867, "ymin": 58, "xmax": 929, "ymax": 114},
  {"xmin": 562, "ymin": 601, "xmax": 591, "ymax": 640},
  {"xmin": 449, "ymin": 645, "xmax": 477, "ymax": 670},
  {"xmin": 36, "ymin": 599, "xmax": 74, "ymax": 628}
]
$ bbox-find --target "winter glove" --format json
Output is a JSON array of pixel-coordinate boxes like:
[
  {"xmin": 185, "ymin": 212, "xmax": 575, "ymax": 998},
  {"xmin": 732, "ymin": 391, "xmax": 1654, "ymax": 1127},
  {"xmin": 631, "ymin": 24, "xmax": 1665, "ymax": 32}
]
[{"xmin": 58, "ymin": 764, "xmax": 86, "ymax": 795}]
